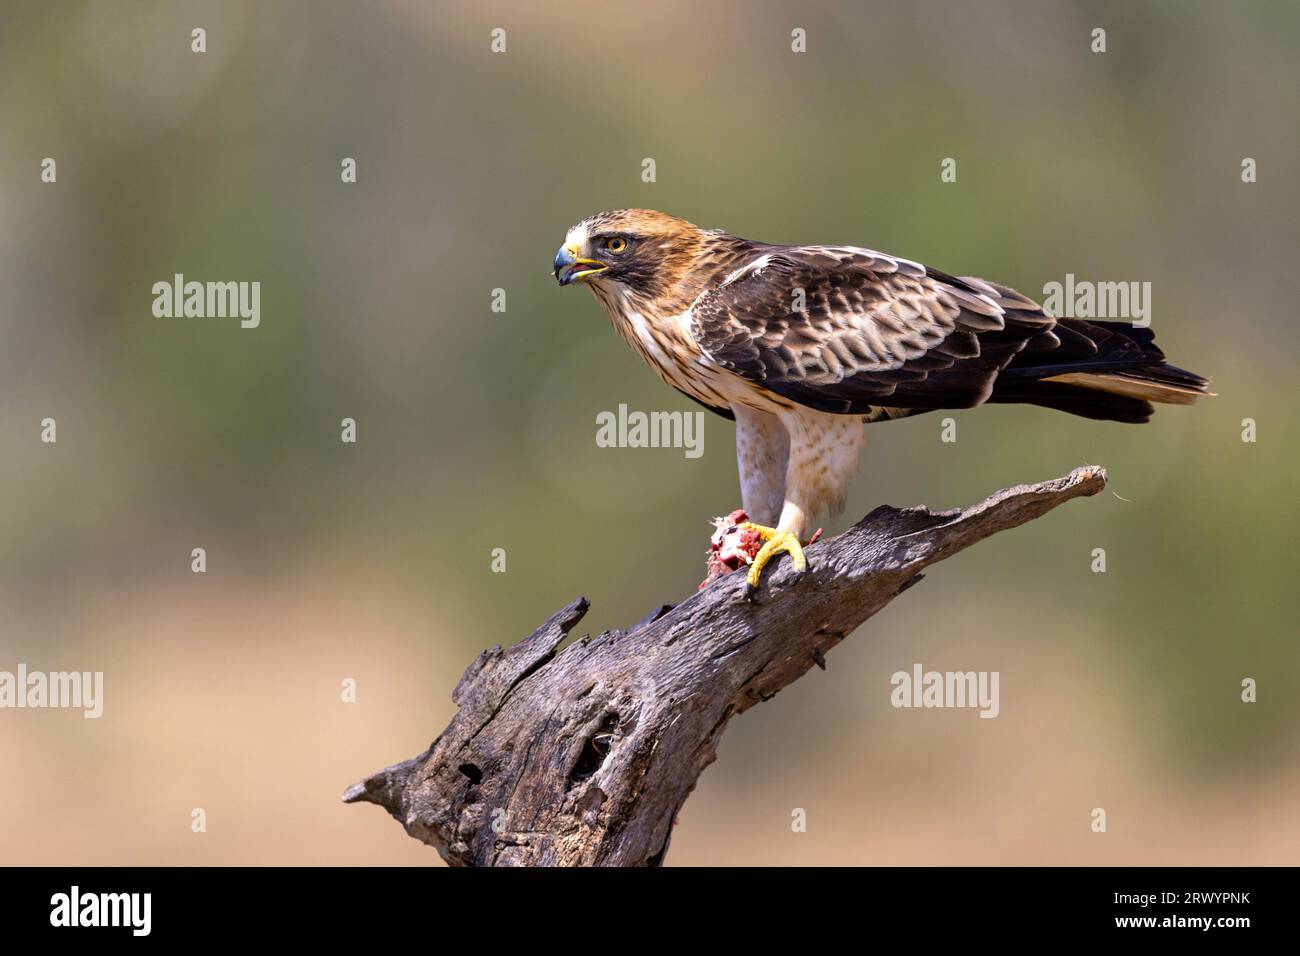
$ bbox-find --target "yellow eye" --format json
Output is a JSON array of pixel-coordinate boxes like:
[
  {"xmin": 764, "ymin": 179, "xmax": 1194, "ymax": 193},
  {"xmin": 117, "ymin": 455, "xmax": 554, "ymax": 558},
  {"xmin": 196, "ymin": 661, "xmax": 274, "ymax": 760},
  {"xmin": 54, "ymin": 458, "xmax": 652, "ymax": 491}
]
[{"xmin": 605, "ymin": 237, "xmax": 627, "ymax": 253}]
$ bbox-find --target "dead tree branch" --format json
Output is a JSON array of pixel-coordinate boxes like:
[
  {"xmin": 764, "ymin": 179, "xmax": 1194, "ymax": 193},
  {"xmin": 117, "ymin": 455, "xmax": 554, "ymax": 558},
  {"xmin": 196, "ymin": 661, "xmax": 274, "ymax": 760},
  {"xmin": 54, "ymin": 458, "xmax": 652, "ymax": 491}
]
[{"xmin": 344, "ymin": 466, "xmax": 1107, "ymax": 866}]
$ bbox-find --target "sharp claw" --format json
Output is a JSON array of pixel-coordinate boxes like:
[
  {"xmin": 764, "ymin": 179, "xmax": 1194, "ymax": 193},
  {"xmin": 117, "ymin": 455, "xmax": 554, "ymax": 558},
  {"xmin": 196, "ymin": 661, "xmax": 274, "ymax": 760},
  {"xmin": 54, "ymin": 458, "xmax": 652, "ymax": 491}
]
[
  {"xmin": 791, "ymin": 569, "xmax": 807, "ymax": 585},
  {"xmin": 743, "ymin": 582, "xmax": 759, "ymax": 603}
]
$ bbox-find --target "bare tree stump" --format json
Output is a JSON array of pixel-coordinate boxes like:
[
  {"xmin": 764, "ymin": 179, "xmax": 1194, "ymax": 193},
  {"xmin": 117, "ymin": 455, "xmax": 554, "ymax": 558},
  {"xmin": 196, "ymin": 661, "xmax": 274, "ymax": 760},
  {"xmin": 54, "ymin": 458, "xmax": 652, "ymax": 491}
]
[{"xmin": 344, "ymin": 466, "xmax": 1107, "ymax": 866}]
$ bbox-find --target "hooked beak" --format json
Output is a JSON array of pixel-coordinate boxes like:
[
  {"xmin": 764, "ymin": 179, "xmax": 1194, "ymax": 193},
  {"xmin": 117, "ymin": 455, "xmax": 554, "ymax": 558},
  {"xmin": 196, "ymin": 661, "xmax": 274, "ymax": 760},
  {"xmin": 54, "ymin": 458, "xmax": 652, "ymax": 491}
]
[{"xmin": 553, "ymin": 243, "xmax": 608, "ymax": 286}]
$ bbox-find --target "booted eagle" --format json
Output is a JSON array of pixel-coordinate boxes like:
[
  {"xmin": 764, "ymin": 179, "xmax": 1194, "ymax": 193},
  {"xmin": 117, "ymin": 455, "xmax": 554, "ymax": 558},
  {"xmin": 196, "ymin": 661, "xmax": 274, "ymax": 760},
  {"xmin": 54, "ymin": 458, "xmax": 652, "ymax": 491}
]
[{"xmin": 554, "ymin": 209, "xmax": 1209, "ymax": 598}]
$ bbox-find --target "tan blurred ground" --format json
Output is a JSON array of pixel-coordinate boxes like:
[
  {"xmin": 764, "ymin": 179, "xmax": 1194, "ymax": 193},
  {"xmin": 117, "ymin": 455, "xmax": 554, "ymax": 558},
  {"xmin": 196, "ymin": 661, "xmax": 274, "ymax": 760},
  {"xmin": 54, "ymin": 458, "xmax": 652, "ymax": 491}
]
[{"xmin": 1, "ymin": 568, "xmax": 1295, "ymax": 865}]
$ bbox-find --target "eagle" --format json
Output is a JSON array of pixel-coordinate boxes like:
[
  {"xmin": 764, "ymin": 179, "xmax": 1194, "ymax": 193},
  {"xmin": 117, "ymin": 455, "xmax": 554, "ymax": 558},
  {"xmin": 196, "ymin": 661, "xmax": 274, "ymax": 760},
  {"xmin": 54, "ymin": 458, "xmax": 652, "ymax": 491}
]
[{"xmin": 553, "ymin": 209, "xmax": 1209, "ymax": 599}]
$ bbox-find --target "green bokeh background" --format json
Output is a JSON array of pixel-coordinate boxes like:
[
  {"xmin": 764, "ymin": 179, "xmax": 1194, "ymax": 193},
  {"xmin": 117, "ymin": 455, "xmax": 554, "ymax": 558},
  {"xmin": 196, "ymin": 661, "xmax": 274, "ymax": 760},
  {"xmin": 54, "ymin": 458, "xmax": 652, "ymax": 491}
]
[{"xmin": 0, "ymin": 0, "xmax": 1296, "ymax": 864}]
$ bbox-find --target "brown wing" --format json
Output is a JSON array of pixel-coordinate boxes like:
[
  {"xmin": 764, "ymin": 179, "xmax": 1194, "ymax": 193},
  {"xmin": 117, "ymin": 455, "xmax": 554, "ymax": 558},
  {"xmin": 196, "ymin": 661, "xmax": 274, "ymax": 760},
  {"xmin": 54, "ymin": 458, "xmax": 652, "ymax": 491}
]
[{"xmin": 688, "ymin": 246, "xmax": 1061, "ymax": 415}]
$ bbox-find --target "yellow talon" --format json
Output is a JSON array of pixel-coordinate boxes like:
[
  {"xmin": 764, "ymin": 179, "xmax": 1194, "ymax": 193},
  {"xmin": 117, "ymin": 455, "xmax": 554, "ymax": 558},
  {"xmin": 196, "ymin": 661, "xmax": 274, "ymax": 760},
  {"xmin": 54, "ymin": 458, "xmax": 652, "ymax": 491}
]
[{"xmin": 739, "ymin": 523, "xmax": 808, "ymax": 602}]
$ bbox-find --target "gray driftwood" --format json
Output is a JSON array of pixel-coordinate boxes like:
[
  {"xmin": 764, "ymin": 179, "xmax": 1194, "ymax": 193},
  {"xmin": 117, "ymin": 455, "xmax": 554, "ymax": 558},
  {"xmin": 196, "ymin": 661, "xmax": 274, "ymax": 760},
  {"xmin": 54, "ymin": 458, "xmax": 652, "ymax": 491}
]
[{"xmin": 344, "ymin": 465, "xmax": 1107, "ymax": 866}]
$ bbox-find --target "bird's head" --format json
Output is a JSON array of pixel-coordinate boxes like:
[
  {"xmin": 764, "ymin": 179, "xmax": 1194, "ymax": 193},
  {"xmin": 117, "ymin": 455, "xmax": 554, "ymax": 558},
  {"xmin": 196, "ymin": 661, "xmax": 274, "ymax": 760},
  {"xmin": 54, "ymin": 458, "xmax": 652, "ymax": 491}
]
[{"xmin": 553, "ymin": 209, "xmax": 714, "ymax": 299}]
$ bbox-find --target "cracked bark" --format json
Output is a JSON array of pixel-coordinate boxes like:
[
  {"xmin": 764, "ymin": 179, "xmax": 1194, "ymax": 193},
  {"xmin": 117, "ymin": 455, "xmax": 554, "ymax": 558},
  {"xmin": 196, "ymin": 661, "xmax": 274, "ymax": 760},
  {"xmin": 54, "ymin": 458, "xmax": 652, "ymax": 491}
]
[{"xmin": 343, "ymin": 465, "xmax": 1107, "ymax": 866}]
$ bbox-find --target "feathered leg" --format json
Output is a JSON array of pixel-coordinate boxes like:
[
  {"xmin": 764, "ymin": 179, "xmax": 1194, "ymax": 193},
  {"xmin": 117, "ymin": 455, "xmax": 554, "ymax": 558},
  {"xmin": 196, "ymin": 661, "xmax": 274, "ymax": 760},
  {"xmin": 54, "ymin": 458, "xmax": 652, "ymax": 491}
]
[
  {"xmin": 742, "ymin": 409, "xmax": 865, "ymax": 601},
  {"xmin": 733, "ymin": 405, "xmax": 789, "ymax": 527}
]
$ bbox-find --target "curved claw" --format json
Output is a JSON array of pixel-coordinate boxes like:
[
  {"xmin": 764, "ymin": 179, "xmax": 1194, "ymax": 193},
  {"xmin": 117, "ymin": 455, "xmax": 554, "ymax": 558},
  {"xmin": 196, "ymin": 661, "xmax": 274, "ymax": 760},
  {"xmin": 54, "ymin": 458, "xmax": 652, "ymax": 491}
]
[{"xmin": 738, "ymin": 523, "xmax": 810, "ymax": 603}]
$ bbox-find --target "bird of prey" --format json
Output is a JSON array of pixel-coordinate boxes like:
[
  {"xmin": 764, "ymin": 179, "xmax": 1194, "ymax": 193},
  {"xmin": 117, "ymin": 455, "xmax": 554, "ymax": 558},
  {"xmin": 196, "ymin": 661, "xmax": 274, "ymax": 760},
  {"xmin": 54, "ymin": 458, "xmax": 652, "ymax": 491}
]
[{"xmin": 553, "ymin": 209, "xmax": 1209, "ymax": 599}]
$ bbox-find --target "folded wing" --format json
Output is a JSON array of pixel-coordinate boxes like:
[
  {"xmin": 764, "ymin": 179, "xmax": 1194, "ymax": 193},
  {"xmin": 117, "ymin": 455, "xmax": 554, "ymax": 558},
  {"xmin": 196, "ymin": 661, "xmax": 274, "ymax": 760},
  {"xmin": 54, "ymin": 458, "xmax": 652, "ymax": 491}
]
[{"xmin": 689, "ymin": 246, "xmax": 1205, "ymax": 421}]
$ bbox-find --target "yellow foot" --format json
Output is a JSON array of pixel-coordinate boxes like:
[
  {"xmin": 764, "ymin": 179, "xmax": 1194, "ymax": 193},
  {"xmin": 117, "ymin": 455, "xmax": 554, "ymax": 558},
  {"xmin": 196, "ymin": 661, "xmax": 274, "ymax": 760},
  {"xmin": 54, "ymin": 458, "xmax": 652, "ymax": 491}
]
[{"xmin": 740, "ymin": 523, "xmax": 809, "ymax": 602}]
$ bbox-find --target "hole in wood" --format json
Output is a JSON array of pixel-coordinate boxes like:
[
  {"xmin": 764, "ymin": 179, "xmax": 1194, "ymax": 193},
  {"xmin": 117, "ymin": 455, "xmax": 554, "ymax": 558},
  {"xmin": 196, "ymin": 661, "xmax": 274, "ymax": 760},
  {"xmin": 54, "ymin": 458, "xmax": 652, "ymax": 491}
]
[{"xmin": 569, "ymin": 714, "xmax": 619, "ymax": 786}]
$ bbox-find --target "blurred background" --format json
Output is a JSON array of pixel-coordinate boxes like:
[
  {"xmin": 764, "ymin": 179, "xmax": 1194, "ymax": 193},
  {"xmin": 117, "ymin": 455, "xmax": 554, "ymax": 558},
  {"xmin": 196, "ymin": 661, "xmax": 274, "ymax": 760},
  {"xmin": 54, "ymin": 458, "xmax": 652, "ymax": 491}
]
[{"xmin": 0, "ymin": 0, "xmax": 1296, "ymax": 865}]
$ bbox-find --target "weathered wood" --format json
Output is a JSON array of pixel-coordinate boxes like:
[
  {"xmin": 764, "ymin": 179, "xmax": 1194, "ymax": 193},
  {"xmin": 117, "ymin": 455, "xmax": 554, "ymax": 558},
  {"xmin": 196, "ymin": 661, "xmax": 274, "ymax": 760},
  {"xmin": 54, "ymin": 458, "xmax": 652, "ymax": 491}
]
[{"xmin": 344, "ymin": 466, "xmax": 1107, "ymax": 866}]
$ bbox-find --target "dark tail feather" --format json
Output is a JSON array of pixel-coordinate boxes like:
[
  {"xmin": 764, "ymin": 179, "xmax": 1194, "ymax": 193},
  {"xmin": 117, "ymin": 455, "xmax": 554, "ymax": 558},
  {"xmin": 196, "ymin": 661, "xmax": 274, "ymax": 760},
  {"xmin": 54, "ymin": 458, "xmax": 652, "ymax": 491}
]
[
  {"xmin": 992, "ymin": 320, "xmax": 1211, "ymax": 424},
  {"xmin": 990, "ymin": 379, "xmax": 1156, "ymax": 423}
]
